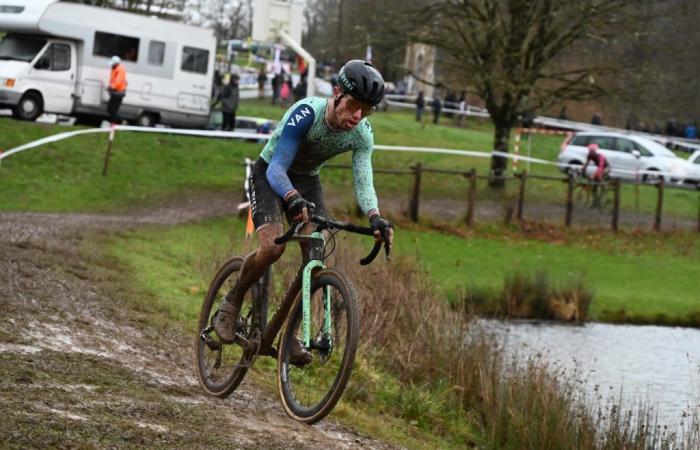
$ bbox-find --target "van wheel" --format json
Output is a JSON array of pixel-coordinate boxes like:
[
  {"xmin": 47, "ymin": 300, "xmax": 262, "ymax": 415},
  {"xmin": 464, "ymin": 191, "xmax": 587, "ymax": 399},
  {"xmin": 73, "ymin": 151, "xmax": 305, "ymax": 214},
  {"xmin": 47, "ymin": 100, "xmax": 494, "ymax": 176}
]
[
  {"xmin": 565, "ymin": 161, "xmax": 582, "ymax": 174},
  {"xmin": 13, "ymin": 93, "xmax": 43, "ymax": 121},
  {"xmin": 137, "ymin": 113, "xmax": 157, "ymax": 127}
]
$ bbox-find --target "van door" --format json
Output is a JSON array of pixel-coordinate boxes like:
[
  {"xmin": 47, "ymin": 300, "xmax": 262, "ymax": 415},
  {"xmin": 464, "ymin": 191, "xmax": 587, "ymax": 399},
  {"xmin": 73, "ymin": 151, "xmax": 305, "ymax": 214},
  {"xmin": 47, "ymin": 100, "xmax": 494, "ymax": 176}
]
[{"xmin": 30, "ymin": 41, "xmax": 76, "ymax": 114}]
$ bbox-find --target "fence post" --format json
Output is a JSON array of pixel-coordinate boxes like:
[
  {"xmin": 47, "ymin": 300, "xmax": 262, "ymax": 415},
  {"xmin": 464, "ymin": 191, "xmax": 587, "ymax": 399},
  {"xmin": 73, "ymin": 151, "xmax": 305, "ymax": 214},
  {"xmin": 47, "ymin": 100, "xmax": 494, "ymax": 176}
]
[
  {"xmin": 466, "ymin": 168, "xmax": 477, "ymax": 227},
  {"xmin": 654, "ymin": 177, "xmax": 664, "ymax": 232},
  {"xmin": 612, "ymin": 179, "xmax": 621, "ymax": 232},
  {"xmin": 516, "ymin": 170, "xmax": 527, "ymax": 222},
  {"xmin": 408, "ymin": 163, "xmax": 422, "ymax": 222},
  {"xmin": 102, "ymin": 125, "xmax": 116, "ymax": 176},
  {"xmin": 697, "ymin": 193, "xmax": 700, "ymax": 233},
  {"xmin": 565, "ymin": 173, "xmax": 575, "ymax": 227}
]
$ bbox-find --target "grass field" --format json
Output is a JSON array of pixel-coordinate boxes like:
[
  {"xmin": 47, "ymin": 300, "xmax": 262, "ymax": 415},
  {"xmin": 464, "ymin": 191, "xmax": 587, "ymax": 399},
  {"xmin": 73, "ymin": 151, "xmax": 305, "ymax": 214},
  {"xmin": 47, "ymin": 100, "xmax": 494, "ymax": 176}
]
[{"xmin": 2, "ymin": 99, "xmax": 697, "ymax": 219}]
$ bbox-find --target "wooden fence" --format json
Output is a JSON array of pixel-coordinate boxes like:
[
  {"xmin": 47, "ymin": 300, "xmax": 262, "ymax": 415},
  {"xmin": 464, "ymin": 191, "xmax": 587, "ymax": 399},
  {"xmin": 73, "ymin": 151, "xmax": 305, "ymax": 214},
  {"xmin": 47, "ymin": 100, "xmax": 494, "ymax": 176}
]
[{"xmin": 324, "ymin": 163, "xmax": 700, "ymax": 233}]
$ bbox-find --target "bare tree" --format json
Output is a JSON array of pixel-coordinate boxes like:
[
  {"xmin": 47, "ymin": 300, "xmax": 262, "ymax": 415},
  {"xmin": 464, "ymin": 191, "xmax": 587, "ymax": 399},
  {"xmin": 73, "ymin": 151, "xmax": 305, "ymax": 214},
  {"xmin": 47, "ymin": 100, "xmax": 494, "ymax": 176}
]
[{"xmin": 414, "ymin": 0, "xmax": 643, "ymax": 186}]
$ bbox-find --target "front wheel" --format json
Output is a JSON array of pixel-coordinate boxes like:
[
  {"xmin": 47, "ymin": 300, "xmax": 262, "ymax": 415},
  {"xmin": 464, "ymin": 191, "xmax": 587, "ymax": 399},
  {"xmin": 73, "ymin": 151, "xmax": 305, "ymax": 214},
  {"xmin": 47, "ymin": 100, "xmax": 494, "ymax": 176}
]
[
  {"xmin": 277, "ymin": 268, "xmax": 359, "ymax": 424},
  {"xmin": 195, "ymin": 256, "xmax": 258, "ymax": 398},
  {"xmin": 13, "ymin": 92, "xmax": 43, "ymax": 121}
]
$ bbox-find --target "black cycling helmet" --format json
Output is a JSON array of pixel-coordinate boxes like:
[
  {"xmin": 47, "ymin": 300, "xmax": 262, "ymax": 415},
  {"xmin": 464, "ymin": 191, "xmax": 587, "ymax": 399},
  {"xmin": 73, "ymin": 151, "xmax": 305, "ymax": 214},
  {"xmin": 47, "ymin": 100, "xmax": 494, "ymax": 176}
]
[{"xmin": 337, "ymin": 60, "xmax": 385, "ymax": 106}]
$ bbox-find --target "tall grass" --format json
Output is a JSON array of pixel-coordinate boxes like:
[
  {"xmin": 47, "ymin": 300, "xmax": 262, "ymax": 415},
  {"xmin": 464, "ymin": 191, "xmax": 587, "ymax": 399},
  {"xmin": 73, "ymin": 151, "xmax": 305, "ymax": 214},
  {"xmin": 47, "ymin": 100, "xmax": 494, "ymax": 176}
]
[{"xmin": 285, "ymin": 235, "xmax": 700, "ymax": 449}]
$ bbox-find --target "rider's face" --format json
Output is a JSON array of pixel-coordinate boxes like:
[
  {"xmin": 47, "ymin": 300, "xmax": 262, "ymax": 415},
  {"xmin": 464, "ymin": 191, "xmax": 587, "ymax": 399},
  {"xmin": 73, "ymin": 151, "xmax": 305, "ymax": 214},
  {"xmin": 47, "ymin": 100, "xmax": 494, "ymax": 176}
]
[{"xmin": 331, "ymin": 88, "xmax": 375, "ymax": 130}]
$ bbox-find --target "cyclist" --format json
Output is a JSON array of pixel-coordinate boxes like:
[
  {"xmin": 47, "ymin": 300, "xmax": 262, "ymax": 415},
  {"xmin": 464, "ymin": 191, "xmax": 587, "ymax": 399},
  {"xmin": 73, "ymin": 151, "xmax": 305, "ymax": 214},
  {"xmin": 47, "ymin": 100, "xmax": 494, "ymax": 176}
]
[
  {"xmin": 581, "ymin": 143, "xmax": 610, "ymax": 206},
  {"xmin": 214, "ymin": 60, "xmax": 394, "ymax": 363},
  {"xmin": 581, "ymin": 143, "xmax": 609, "ymax": 182}
]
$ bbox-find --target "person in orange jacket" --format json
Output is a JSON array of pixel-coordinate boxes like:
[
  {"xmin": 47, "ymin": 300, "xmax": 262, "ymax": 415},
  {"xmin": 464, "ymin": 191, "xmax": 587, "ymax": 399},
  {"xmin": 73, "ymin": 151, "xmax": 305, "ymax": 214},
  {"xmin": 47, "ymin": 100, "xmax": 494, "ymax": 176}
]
[{"xmin": 108, "ymin": 55, "xmax": 127, "ymax": 124}]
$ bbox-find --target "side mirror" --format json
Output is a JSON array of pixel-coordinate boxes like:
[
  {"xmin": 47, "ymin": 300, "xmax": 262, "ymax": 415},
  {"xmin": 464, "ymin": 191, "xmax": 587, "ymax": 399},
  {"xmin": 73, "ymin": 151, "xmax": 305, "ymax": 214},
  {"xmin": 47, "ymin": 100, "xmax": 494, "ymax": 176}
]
[{"xmin": 631, "ymin": 150, "xmax": 641, "ymax": 158}]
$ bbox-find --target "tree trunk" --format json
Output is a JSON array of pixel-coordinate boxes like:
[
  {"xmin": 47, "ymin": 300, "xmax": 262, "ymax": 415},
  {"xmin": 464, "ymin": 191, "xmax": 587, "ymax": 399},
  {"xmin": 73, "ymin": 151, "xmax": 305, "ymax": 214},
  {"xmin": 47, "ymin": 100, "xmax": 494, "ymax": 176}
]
[{"xmin": 489, "ymin": 122, "xmax": 511, "ymax": 188}]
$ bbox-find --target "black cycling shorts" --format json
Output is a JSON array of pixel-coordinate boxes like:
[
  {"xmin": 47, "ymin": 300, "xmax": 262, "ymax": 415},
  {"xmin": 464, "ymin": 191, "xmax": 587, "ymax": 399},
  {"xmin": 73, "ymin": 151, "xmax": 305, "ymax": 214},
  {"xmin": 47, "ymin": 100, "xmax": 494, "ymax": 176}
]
[{"xmin": 248, "ymin": 158, "xmax": 326, "ymax": 229}]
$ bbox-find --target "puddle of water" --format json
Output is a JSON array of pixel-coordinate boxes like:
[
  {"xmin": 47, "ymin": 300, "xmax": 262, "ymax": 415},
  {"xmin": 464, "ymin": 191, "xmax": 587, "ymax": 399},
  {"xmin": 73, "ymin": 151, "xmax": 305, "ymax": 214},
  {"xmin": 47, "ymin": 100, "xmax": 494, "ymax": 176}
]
[{"xmin": 479, "ymin": 319, "xmax": 700, "ymax": 425}]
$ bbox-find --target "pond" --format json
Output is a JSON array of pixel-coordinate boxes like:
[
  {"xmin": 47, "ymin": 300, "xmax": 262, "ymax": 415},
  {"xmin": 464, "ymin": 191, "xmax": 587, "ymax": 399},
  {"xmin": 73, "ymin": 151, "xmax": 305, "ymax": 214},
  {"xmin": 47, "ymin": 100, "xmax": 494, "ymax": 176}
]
[{"xmin": 480, "ymin": 319, "xmax": 700, "ymax": 426}]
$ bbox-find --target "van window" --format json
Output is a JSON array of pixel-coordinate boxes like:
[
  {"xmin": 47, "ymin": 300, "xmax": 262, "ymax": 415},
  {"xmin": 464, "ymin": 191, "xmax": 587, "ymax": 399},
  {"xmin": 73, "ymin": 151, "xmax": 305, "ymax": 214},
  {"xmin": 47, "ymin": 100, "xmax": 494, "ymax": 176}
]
[
  {"xmin": 35, "ymin": 43, "xmax": 71, "ymax": 71},
  {"xmin": 589, "ymin": 136, "xmax": 614, "ymax": 150},
  {"xmin": 614, "ymin": 138, "xmax": 636, "ymax": 154},
  {"xmin": 0, "ymin": 34, "xmax": 47, "ymax": 62},
  {"xmin": 181, "ymin": 46, "xmax": 208, "ymax": 74},
  {"xmin": 94, "ymin": 32, "xmax": 139, "ymax": 62},
  {"xmin": 148, "ymin": 40, "xmax": 165, "ymax": 65},
  {"xmin": 570, "ymin": 135, "xmax": 591, "ymax": 146},
  {"xmin": 633, "ymin": 141, "xmax": 653, "ymax": 157}
]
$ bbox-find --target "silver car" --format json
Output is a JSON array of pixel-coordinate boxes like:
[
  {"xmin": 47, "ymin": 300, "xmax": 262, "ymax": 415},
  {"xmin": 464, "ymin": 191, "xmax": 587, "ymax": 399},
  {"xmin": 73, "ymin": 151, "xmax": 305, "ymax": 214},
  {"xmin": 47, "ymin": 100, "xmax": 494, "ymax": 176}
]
[{"xmin": 557, "ymin": 131, "xmax": 696, "ymax": 185}]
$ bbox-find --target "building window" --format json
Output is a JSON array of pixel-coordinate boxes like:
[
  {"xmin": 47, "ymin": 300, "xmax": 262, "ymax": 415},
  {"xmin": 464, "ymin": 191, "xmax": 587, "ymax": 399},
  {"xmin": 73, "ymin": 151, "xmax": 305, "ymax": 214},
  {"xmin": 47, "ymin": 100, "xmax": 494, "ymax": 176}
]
[
  {"xmin": 181, "ymin": 46, "xmax": 208, "ymax": 74},
  {"xmin": 93, "ymin": 31, "xmax": 139, "ymax": 62},
  {"xmin": 148, "ymin": 40, "xmax": 165, "ymax": 66}
]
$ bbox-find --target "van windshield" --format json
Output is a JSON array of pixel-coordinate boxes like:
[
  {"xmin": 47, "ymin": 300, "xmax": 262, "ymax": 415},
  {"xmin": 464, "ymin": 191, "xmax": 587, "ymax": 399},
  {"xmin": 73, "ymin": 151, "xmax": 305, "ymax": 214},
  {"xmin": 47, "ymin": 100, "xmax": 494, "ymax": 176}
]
[{"xmin": 0, "ymin": 35, "xmax": 48, "ymax": 62}]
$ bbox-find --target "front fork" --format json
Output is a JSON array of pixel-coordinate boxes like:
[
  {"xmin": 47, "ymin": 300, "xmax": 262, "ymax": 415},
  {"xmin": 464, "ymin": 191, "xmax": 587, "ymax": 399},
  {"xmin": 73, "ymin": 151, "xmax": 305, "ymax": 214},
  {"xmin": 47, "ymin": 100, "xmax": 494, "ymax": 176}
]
[{"xmin": 301, "ymin": 231, "xmax": 332, "ymax": 348}]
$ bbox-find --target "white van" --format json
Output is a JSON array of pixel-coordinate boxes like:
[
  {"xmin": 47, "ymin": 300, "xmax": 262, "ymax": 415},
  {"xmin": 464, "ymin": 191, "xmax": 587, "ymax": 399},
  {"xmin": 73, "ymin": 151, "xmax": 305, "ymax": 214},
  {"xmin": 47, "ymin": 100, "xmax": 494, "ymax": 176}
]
[{"xmin": 0, "ymin": 0, "xmax": 216, "ymax": 127}]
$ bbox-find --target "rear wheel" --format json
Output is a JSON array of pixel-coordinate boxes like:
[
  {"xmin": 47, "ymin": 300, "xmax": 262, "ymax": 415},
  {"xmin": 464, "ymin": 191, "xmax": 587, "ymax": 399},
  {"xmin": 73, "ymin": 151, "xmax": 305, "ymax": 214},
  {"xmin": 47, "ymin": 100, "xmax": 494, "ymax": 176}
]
[
  {"xmin": 136, "ymin": 112, "xmax": 157, "ymax": 127},
  {"xmin": 13, "ymin": 92, "xmax": 42, "ymax": 121},
  {"xmin": 277, "ymin": 268, "xmax": 359, "ymax": 424},
  {"xmin": 574, "ymin": 184, "xmax": 591, "ymax": 211},
  {"xmin": 195, "ymin": 256, "xmax": 259, "ymax": 398}
]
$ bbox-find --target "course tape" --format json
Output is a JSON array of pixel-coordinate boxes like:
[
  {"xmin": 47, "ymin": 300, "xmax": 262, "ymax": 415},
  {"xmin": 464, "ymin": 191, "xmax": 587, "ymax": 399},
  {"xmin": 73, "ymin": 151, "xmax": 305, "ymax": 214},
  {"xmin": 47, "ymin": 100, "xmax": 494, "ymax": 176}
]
[
  {"xmin": 0, "ymin": 124, "xmax": 694, "ymax": 181},
  {"xmin": 0, "ymin": 126, "xmax": 271, "ymax": 161}
]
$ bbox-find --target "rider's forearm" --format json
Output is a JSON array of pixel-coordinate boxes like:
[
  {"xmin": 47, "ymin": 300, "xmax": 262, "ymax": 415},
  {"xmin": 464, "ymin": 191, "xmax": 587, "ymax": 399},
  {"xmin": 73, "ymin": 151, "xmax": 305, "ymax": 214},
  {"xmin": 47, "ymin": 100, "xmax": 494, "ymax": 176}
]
[{"xmin": 352, "ymin": 149, "xmax": 379, "ymax": 215}]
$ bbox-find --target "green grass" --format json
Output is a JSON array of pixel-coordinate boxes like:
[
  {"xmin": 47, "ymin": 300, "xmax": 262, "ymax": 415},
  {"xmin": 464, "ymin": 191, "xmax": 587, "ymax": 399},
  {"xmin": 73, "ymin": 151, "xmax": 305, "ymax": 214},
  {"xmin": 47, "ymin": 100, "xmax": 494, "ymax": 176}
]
[
  {"xmin": 1, "ymin": 101, "xmax": 697, "ymax": 219},
  {"xmin": 104, "ymin": 216, "xmax": 464, "ymax": 449},
  {"xmin": 398, "ymin": 222, "xmax": 700, "ymax": 323}
]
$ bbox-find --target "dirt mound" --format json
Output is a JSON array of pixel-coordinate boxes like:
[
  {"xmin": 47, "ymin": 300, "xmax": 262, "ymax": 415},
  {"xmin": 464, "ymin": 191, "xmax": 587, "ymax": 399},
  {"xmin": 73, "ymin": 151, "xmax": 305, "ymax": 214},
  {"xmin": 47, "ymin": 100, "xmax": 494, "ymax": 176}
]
[{"xmin": 0, "ymin": 202, "xmax": 397, "ymax": 449}]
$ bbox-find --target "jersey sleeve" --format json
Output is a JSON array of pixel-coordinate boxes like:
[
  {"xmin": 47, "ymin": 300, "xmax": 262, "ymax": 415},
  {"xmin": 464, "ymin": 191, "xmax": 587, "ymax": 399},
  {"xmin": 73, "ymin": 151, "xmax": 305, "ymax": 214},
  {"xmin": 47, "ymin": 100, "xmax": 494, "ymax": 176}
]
[
  {"xmin": 352, "ymin": 123, "xmax": 379, "ymax": 215},
  {"xmin": 265, "ymin": 103, "xmax": 316, "ymax": 198}
]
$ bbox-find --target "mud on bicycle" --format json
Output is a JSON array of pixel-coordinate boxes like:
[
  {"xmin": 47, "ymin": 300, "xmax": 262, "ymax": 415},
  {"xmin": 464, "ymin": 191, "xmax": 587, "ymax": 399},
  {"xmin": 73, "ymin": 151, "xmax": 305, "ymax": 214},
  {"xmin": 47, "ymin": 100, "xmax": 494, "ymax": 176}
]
[{"xmin": 194, "ymin": 213, "xmax": 391, "ymax": 424}]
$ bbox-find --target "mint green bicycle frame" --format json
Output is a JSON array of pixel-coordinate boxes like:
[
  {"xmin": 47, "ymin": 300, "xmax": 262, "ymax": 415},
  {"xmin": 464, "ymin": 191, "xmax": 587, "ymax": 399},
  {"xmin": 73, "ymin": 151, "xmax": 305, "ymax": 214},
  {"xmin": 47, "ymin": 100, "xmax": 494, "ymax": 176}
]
[{"xmin": 300, "ymin": 231, "xmax": 332, "ymax": 348}]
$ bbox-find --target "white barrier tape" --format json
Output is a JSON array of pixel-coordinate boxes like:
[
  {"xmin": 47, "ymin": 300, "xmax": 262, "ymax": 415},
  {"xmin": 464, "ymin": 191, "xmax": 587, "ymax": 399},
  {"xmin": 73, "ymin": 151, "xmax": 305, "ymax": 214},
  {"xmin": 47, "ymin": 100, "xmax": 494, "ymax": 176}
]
[
  {"xmin": 0, "ymin": 125, "xmax": 273, "ymax": 162},
  {"xmin": 0, "ymin": 124, "xmax": 692, "ymax": 181},
  {"xmin": 0, "ymin": 128, "xmax": 106, "ymax": 161}
]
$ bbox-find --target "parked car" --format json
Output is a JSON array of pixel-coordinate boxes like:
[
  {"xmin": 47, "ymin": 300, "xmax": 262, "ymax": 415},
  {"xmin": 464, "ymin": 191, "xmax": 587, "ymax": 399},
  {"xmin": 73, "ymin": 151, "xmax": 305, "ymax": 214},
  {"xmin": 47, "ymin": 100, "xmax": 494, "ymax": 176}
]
[
  {"xmin": 558, "ymin": 131, "xmax": 697, "ymax": 185},
  {"xmin": 688, "ymin": 151, "xmax": 700, "ymax": 185}
]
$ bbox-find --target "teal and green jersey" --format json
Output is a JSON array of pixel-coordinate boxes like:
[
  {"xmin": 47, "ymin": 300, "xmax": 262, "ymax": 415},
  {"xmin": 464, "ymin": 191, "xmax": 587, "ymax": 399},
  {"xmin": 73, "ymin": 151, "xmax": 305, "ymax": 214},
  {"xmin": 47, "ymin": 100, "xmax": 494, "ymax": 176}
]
[{"xmin": 260, "ymin": 96, "xmax": 379, "ymax": 215}]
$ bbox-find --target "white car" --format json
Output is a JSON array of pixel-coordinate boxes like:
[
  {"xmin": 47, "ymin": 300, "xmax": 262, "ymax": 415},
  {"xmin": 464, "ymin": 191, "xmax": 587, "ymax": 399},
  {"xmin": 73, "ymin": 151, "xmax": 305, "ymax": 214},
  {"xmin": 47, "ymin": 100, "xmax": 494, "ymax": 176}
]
[
  {"xmin": 557, "ymin": 131, "xmax": 697, "ymax": 185},
  {"xmin": 688, "ymin": 151, "xmax": 700, "ymax": 185}
]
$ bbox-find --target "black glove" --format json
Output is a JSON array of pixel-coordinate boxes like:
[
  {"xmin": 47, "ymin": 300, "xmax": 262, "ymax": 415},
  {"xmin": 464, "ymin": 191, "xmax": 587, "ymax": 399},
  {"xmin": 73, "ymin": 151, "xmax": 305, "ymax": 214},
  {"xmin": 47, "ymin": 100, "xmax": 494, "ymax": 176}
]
[
  {"xmin": 370, "ymin": 214, "xmax": 393, "ymax": 258},
  {"xmin": 286, "ymin": 192, "xmax": 315, "ymax": 221}
]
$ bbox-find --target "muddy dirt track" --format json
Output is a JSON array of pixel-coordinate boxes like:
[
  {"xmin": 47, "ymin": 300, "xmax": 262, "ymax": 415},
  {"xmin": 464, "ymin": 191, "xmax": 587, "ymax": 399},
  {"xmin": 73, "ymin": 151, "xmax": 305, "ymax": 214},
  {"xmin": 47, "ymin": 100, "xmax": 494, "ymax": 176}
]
[{"xmin": 0, "ymin": 193, "xmax": 399, "ymax": 449}]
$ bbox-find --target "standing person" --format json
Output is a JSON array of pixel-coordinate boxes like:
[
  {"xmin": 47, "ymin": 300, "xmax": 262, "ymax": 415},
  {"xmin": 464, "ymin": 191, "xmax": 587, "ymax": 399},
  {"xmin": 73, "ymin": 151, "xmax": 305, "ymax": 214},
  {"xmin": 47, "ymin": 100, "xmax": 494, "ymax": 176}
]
[
  {"xmin": 293, "ymin": 73, "xmax": 307, "ymax": 102},
  {"xmin": 456, "ymin": 92, "xmax": 467, "ymax": 127},
  {"xmin": 591, "ymin": 112, "xmax": 603, "ymax": 126},
  {"xmin": 219, "ymin": 74, "xmax": 240, "ymax": 131},
  {"xmin": 257, "ymin": 66, "xmax": 267, "ymax": 99},
  {"xmin": 432, "ymin": 94, "xmax": 442, "ymax": 125},
  {"xmin": 213, "ymin": 60, "xmax": 394, "ymax": 361},
  {"xmin": 415, "ymin": 91, "xmax": 425, "ymax": 122},
  {"xmin": 107, "ymin": 56, "xmax": 127, "ymax": 125},
  {"xmin": 271, "ymin": 70, "xmax": 283, "ymax": 105}
]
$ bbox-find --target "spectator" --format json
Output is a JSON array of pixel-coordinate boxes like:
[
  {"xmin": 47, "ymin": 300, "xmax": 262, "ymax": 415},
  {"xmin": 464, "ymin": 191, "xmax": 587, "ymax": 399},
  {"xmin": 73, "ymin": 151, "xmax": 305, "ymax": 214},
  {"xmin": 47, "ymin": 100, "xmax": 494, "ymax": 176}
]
[
  {"xmin": 665, "ymin": 118, "xmax": 677, "ymax": 137},
  {"xmin": 684, "ymin": 123, "xmax": 697, "ymax": 139},
  {"xmin": 432, "ymin": 94, "xmax": 442, "ymax": 125},
  {"xmin": 558, "ymin": 106, "xmax": 569, "ymax": 120},
  {"xmin": 591, "ymin": 112, "xmax": 602, "ymax": 126},
  {"xmin": 293, "ymin": 74, "xmax": 307, "ymax": 102},
  {"xmin": 280, "ymin": 75, "xmax": 292, "ymax": 105},
  {"xmin": 457, "ymin": 92, "xmax": 467, "ymax": 127},
  {"xmin": 212, "ymin": 70, "xmax": 223, "ymax": 102},
  {"xmin": 257, "ymin": 66, "xmax": 267, "ymax": 99},
  {"xmin": 271, "ymin": 71, "xmax": 283, "ymax": 105},
  {"xmin": 415, "ymin": 91, "xmax": 425, "ymax": 122},
  {"xmin": 107, "ymin": 55, "xmax": 127, "ymax": 125},
  {"xmin": 218, "ymin": 74, "xmax": 239, "ymax": 131},
  {"xmin": 444, "ymin": 91, "xmax": 456, "ymax": 118}
]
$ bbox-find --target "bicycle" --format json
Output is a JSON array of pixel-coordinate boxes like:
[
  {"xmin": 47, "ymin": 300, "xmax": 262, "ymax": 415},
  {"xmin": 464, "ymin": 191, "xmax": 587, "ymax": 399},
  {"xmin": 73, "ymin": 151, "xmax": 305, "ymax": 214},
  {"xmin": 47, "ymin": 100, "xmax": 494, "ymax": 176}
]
[
  {"xmin": 572, "ymin": 169, "xmax": 615, "ymax": 215},
  {"xmin": 194, "ymin": 214, "xmax": 390, "ymax": 423}
]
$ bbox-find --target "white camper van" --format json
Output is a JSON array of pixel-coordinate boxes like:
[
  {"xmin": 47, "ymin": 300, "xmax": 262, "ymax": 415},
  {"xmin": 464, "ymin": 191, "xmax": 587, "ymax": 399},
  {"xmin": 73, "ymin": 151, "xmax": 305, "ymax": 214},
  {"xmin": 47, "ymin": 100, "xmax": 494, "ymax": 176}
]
[{"xmin": 0, "ymin": 0, "xmax": 216, "ymax": 127}]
